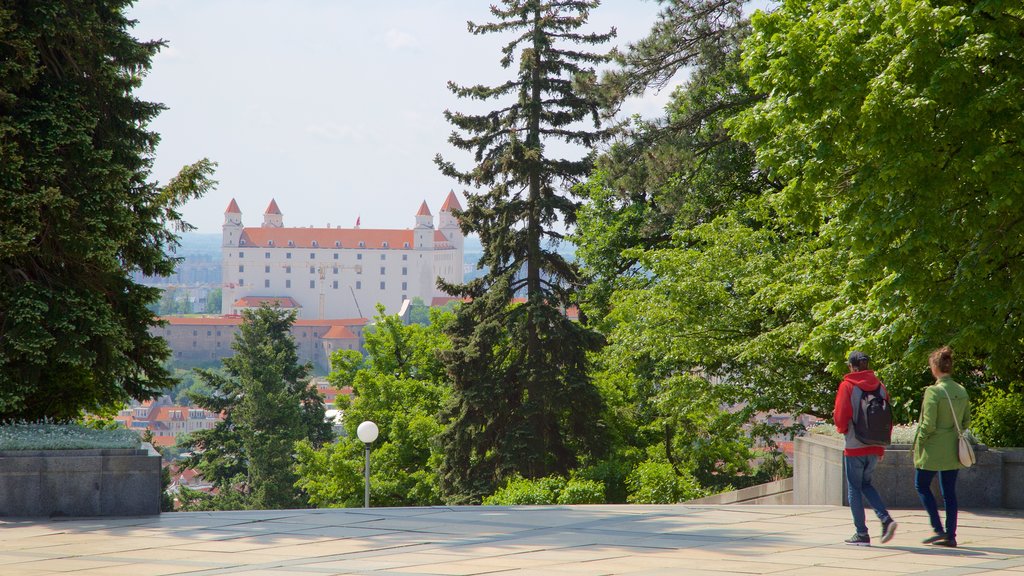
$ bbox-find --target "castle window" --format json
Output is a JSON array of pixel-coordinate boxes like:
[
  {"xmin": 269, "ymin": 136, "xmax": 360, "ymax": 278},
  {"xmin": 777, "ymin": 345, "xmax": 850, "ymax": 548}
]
[
  {"xmin": 264, "ymin": 279, "xmax": 270, "ymax": 288},
  {"xmin": 192, "ymin": 330, "xmax": 197, "ymax": 336},
  {"xmin": 335, "ymin": 241, "xmax": 341, "ymax": 248},
  {"xmin": 286, "ymin": 252, "xmax": 292, "ymax": 259},
  {"xmin": 402, "ymin": 282, "xmax": 407, "ymax": 290},
  {"xmin": 358, "ymin": 241, "xmax": 365, "ymax": 248},
  {"xmin": 288, "ymin": 240, "xmax": 295, "ymax": 247},
  {"xmin": 265, "ymin": 251, "xmax": 270, "ymax": 258},
  {"xmin": 311, "ymin": 241, "xmax": 318, "ymax": 247},
  {"xmin": 402, "ymin": 267, "xmax": 407, "ymax": 275},
  {"xmin": 310, "ymin": 253, "xmax": 316, "ymax": 259},
  {"xmin": 403, "ymin": 254, "xmax": 408, "ymax": 261},
  {"xmin": 207, "ymin": 331, "xmax": 211, "ymax": 336},
  {"xmin": 265, "ymin": 265, "xmax": 270, "ymax": 273},
  {"xmin": 380, "ymin": 254, "xmax": 386, "ymax": 260},
  {"xmin": 380, "ymin": 267, "xmax": 386, "ymax": 275},
  {"xmin": 238, "ymin": 265, "xmax": 244, "ymax": 273},
  {"xmin": 403, "ymin": 242, "xmax": 410, "ymax": 249},
  {"xmin": 357, "ymin": 253, "xmax": 363, "ymax": 260},
  {"xmin": 285, "ymin": 266, "xmax": 292, "ymax": 273},
  {"xmin": 332, "ymin": 281, "xmax": 339, "ymax": 289},
  {"xmin": 382, "ymin": 241, "xmax": 389, "ymax": 248},
  {"xmin": 309, "ymin": 280, "xmax": 315, "ymax": 288},
  {"xmin": 238, "ymin": 251, "xmax": 245, "ymax": 258},
  {"xmin": 269, "ymin": 240, "xmax": 275, "ymax": 247},
  {"xmin": 356, "ymin": 281, "xmax": 361, "ymax": 289},
  {"xmin": 333, "ymin": 253, "xmax": 339, "ymax": 260},
  {"xmin": 310, "ymin": 266, "xmax": 315, "ymax": 274},
  {"xmin": 239, "ymin": 239, "xmax": 246, "ymax": 246},
  {"xmin": 239, "ymin": 278, "xmax": 244, "ymax": 286},
  {"xmin": 286, "ymin": 279, "xmax": 291, "ymax": 288},
  {"xmin": 380, "ymin": 281, "xmax": 386, "ymax": 290}
]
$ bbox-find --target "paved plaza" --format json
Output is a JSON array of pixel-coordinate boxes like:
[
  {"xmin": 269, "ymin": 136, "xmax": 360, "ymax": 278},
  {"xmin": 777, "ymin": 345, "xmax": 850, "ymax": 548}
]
[{"xmin": 0, "ymin": 505, "xmax": 1022, "ymax": 575}]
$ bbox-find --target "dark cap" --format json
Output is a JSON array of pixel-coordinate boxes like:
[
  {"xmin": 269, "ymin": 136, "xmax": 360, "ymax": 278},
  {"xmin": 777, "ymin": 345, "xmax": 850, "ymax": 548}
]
[{"xmin": 848, "ymin": 350, "xmax": 870, "ymax": 365}]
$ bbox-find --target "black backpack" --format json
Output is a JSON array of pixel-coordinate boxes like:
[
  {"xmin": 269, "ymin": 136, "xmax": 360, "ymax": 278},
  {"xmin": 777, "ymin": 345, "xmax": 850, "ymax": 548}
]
[{"xmin": 852, "ymin": 385, "xmax": 892, "ymax": 446}]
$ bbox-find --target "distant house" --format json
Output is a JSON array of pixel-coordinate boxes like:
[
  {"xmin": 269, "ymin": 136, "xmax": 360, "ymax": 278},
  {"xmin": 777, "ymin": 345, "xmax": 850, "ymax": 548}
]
[
  {"xmin": 116, "ymin": 399, "xmax": 223, "ymax": 443},
  {"xmin": 153, "ymin": 315, "xmax": 366, "ymax": 372}
]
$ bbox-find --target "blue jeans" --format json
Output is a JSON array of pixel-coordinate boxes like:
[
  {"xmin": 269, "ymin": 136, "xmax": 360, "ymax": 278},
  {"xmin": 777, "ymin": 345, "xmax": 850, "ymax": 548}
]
[
  {"xmin": 915, "ymin": 468, "xmax": 958, "ymax": 539},
  {"xmin": 845, "ymin": 455, "xmax": 892, "ymax": 535}
]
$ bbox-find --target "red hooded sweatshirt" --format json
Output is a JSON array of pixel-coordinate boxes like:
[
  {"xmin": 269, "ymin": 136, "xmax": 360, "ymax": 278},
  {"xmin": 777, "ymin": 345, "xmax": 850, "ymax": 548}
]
[{"xmin": 833, "ymin": 370, "xmax": 887, "ymax": 457}]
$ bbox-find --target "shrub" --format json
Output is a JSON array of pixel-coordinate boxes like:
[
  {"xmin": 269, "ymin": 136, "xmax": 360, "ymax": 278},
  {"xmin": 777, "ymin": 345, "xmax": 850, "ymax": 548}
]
[
  {"xmin": 972, "ymin": 388, "xmax": 1024, "ymax": 448},
  {"xmin": 625, "ymin": 461, "xmax": 706, "ymax": 504},
  {"xmin": 557, "ymin": 479, "xmax": 605, "ymax": 504},
  {"xmin": 483, "ymin": 475, "xmax": 565, "ymax": 505},
  {"xmin": 0, "ymin": 422, "xmax": 140, "ymax": 450}
]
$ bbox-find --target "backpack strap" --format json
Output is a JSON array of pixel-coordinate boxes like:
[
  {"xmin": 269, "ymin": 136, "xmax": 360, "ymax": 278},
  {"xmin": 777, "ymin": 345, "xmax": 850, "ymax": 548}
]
[{"xmin": 850, "ymin": 386, "xmax": 863, "ymax": 424}]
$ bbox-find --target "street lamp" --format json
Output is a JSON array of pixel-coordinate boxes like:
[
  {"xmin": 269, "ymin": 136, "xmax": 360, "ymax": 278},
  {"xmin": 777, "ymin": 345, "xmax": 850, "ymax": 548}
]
[{"xmin": 356, "ymin": 420, "xmax": 379, "ymax": 508}]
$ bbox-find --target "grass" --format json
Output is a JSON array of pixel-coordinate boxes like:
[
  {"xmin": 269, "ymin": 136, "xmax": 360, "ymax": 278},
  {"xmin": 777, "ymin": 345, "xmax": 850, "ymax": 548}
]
[{"xmin": 0, "ymin": 422, "xmax": 141, "ymax": 450}]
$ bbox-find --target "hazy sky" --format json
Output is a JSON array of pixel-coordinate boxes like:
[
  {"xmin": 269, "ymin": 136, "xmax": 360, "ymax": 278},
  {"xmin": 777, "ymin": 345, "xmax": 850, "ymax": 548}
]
[{"xmin": 127, "ymin": 1, "xmax": 677, "ymax": 234}]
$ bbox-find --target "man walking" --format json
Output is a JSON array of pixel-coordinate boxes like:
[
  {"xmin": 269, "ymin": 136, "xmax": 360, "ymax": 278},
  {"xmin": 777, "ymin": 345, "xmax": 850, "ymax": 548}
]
[{"xmin": 833, "ymin": 350, "xmax": 898, "ymax": 546}]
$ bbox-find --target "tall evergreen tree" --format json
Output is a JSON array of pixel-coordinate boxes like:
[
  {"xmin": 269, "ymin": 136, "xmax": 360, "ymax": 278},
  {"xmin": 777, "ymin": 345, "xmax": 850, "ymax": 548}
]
[
  {"xmin": 434, "ymin": 0, "xmax": 615, "ymax": 502},
  {"xmin": 181, "ymin": 306, "xmax": 332, "ymax": 510},
  {"xmin": 0, "ymin": 1, "xmax": 216, "ymax": 420}
]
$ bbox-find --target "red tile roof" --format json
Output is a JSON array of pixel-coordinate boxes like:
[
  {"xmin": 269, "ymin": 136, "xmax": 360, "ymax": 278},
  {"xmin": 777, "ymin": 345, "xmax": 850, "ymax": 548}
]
[
  {"xmin": 225, "ymin": 198, "xmax": 241, "ymax": 214},
  {"xmin": 233, "ymin": 296, "xmax": 301, "ymax": 309},
  {"xmin": 160, "ymin": 316, "xmax": 368, "ymax": 327},
  {"xmin": 237, "ymin": 227, "xmax": 456, "ymax": 250},
  {"xmin": 265, "ymin": 199, "xmax": 282, "ymax": 215},
  {"xmin": 416, "ymin": 201, "xmax": 432, "ymax": 216},
  {"xmin": 440, "ymin": 190, "xmax": 462, "ymax": 211},
  {"xmin": 322, "ymin": 325, "xmax": 357, "ymax": 339}
]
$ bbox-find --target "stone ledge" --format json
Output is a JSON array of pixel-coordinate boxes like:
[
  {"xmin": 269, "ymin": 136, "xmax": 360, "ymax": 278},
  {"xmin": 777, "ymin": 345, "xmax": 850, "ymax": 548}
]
[{"xmin": 0, "ymin": 444, "xmax": 161, "ymax": 517}]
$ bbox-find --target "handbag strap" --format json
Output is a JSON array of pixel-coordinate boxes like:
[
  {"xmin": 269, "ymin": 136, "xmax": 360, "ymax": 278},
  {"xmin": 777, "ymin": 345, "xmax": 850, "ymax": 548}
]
[{"xmin": 942, "ymin": 388, "xmax": 963, "ymax": 436}]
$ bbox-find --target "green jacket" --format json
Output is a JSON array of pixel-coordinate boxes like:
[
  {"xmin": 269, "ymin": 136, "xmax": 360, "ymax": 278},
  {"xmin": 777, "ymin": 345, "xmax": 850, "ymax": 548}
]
[{"xmin": 913, "ymin": 376, "xmax": 971, "ymax": 471}]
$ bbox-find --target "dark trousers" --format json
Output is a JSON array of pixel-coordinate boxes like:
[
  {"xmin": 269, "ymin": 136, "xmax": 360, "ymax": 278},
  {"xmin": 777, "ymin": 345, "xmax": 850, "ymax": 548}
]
[{"xmin": 915, "ymin": 468, "xmax": 959, "ymax": 539}]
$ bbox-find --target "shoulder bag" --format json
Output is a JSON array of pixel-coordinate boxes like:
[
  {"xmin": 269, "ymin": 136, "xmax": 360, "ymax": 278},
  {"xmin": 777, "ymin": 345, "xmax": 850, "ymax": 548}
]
[{"xmin": 943, "ymin": 389, "xmax": 975, "ymax": 468}]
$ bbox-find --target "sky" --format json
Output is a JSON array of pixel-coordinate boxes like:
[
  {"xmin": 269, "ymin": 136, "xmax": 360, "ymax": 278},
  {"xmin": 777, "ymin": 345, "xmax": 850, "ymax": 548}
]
[{"xmin": 126, "ymin": 1, "xmax": 678, "ymax": 234}]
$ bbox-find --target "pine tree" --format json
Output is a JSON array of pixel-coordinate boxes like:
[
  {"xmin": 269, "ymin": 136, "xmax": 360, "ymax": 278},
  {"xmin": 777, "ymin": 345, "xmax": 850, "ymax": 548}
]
[
  {"xmin": 0, "ymin": 1, "xmax": 216, "ymax": 420},
  {"xmin": 434, "ymin": 0, "xmax": 614, "ymax": 502},
  {"xmin": 181, "ymin": 306, "xmax": 332, "ymax": 509}
]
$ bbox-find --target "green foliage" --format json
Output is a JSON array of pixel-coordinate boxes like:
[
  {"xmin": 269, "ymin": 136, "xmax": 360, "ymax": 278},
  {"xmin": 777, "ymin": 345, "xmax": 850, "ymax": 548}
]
[
  {"xmin": 0, "ymin": 2, "xmax": 216, "ymax": 421},
  {"xmin": 625, "ymin": 461, "xmax": 706, "ymax": 504},
  {"xmin": 483, "ymin": 474, "xmax": 605, "ymax": 505},
  {"xmin": 0, "ymin": 423, "xmax": 139, "ymax": 450},
  {"xmin": 734, "ymin": 0, "xmax": 1024, "ymax": 396},
  {"xmin": 294, "ymin": 306, "xmax": 453, "ymax": 507},
  {"xmin": 972, "ymin": 388, "xmax": 1024, "ymax": 448},
  {"xmin": 180, "ymin": 306, "xmax": 331, "ymax": 510}
]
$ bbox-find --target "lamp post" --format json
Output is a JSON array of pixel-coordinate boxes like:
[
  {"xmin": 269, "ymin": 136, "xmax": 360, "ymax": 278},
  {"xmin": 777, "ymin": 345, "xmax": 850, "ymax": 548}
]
[{"xmin": 356, "ymin": 420, "xmax": 379, "ymax": 508}]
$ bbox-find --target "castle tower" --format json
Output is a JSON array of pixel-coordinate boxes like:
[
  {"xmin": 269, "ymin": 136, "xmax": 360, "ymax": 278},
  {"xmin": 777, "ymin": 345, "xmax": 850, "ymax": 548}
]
[
  {"xmin": 414, "ymin": 200, "xmax": 434, "ymax": 250},
  {"xmin": 438, "ymin": 190, "xmax": 464, "ymax": 252},
  {"xmin": 222, "ymin": 198, "xmax": 242, "ymax": 247},
  {"xmin": 262, "ymin": 199, "xmax": 283, "ymax": 228}
]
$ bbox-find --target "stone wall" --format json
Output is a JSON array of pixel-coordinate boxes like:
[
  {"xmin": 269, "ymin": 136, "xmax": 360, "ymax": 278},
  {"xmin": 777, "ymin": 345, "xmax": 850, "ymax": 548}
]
[
  {"xmin": 0, "ymin": 446, "xmax": 162, "ymax": 517},
  {"xmin": 794, "ymin": 434, "xmax": 1021, "ymax": 509}
]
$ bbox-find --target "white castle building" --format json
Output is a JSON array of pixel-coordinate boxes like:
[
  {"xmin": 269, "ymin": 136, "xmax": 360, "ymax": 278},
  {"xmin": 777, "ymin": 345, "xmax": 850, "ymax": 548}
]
[{"xmin": 221, "ymin": 192, "xmax": 464, "ymax": 319}]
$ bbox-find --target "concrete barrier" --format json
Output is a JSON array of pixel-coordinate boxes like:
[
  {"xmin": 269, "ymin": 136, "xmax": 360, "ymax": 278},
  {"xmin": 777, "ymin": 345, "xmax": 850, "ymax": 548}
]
[
  {"xmin": 0, "ymin": 445, "xmax": 162, "ymax": 517},
  {"xmin": 794, "ymin": 435, "xmax": 1021, "ymax": 509},
  {"xmin": 686, "ymin": 478, "xmax": 793, "ymax": 505}
]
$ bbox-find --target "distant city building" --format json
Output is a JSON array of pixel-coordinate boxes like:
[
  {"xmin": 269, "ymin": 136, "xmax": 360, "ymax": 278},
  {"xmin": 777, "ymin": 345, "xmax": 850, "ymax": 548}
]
[
  {"xmin": 221, "ymin": 193, "xmax": 465, "ymax": 319},
  {"xmin": 156, "ymin": 316, "xmax": 367, "ymax": 372},
  {"xmin": 116, "ymin": 398, "xmax": 223, "ymax": 448}
]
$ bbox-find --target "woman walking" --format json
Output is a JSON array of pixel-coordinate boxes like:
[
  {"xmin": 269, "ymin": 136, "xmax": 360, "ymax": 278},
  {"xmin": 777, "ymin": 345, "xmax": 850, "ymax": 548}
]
[{"xmin": 913, "ymin": 346, "xmax": 971, "ymax": 548}]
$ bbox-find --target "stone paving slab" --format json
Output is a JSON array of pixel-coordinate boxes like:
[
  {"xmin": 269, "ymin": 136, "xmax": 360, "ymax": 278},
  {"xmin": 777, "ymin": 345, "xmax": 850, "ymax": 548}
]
[{"xmin": 0, "ymin": 505, "xmax": 1022, "ymax": 575}]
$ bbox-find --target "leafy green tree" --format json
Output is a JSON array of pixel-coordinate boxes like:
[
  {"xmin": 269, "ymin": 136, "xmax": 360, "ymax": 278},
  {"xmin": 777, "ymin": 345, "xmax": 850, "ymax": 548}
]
[
  {"xmin": 735, "ymin": 0, "xmax": 1024, "ymax": 397},
  {"xmin": 573, "ymin": 0, "xmax": 812, "ymax": 494},
  {"xmin": 180, "ymin": 306, "xmax": 332, "ymax": 509},
  {"xmin": 205, "ymin": 288, "xmax": 222, "ymax": 314},
  {"xmin": 294, "ymin": 306, "xmax": 452, "ymax": 507},
  {"xmin": 434, "ymin": 0, "xmax": 615, "ymax": 503},
  {"xmin": 0, "ymin": 1, "xmax": 216, "ymax": 421}
]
